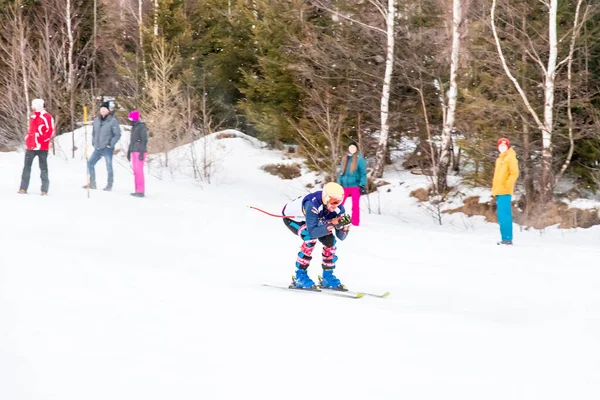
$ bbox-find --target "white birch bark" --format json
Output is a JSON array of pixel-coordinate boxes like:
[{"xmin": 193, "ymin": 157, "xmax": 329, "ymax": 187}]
[
  {"xmin": 556, "ymin": 0, "xmax": 588, "ymax": 183},
  {"xmin": 140, "ymin": 0, "xmax": 149, "ymax": 82},
  {"xmin": 66, "ymin": 0, "xmax": 74, "ymax": 88},
  {"xmin": 436, "ymin": 0, "xmax": 462, "ymax": 194},
  {"xmin": 66, "ymin": 0, "xmax": 76, "ymax": 158},
  {"xmin": 372, "ymin": 0, "xmax": 396, "ymax": 178},
  {"xmin": 539, "ymin": 0, "xmax": 558, "ymax": 201},
  {"xmin": 313, "ymin": 0, "xmax": 396, "ymax": 179},
  {"xmin": 17, "ymin": 5, "xmax": 29, "ymax": 116},
  {"xmin": 490, "ymin": 0, "xmax": 545, "ymax": 131}
]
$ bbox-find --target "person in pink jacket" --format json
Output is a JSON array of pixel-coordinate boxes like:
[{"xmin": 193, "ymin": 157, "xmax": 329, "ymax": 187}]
[{"xmin": 126, "ymin": 110, "xmax": 148, "ymax": 197}]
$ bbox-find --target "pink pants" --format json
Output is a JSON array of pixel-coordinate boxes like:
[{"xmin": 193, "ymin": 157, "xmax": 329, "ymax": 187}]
[
  {"xmin": 131, "ymin": 152, "xmax": 146, "ymax": 193},
  {"xmin": 341, "ymin": 187, "xmax": 361, "ymax": 226}
]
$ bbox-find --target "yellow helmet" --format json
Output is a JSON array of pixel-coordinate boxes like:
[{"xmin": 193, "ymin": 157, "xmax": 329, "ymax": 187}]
[{"xmin": 322, "ymin": 182, "xmax": 344, "ymax": 204}]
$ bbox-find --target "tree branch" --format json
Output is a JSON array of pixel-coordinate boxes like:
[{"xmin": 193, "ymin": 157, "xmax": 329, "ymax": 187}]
[
  {"xmin": 556, "ymin": 0, "xmax": 588, "ymax": 183},
  {"xmin": 311, "ymin": 0, "xmax": 387, "ymax": 35},
  {"xmin": 490, "ymin": 0, "xmax": 545, "ymax": 131}
]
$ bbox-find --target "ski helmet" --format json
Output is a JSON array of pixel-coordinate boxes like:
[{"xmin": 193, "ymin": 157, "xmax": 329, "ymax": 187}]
[{"xmin": 322, "ymin": 182, "xmax": 344, "ymax": 204}]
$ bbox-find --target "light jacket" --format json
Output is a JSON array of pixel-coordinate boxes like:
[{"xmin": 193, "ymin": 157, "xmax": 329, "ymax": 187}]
[{"xmin": 492, "ymin": 148, "xmax": 519, "ymax": 196}]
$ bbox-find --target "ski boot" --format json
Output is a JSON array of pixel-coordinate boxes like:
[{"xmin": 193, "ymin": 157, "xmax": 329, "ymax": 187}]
[
  {"xmin": 290, "ymin": 268, "xmax": 317, "ymax": 290},
  {"xmin": 318, "ymin": 269, "xmax": 346, "ymax": 291}
]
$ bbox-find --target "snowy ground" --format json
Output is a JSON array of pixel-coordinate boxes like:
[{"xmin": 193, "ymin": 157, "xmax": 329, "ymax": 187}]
[{"xmin": 1, "ymin": 128, "xmax": 600, "ymax": 400}]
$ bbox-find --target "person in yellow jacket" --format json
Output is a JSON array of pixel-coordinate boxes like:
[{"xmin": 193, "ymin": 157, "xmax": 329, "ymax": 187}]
[{"xmin": 491, "ymin": 138, "xmax": 519, "ymax": 245}]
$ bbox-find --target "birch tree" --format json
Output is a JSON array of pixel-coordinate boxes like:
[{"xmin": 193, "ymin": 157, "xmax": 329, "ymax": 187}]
[
  {"xmin": 555, "ymin": 0, "xmax": 590, "ymax": 183},
  {"xmin": 65, "ymin": 0, "xmax": 77, "ymax": 158},
  {"xmin": 490, "ymin": 0, "xmax": 558, "ymax": 202},
  {"xmin": 436, "ymin": 0, "xmax": 463, "ymax": 194},
  {"xmin": 313, "ymin": 0, "xmax": 396, "ymax": 179}
]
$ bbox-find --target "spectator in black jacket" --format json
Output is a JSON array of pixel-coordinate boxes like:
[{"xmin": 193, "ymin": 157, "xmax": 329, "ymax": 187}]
[{"xmin": 127, "ymin": 110, "xmax": 148, "ymax": 197}]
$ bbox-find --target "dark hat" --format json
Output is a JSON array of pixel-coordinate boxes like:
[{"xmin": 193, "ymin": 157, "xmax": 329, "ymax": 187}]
[
  {"xmin": 348, "ymin": 141, "xmax": 359, "ymax": 149},
  {"xmin": 100, "ymin": 101, "xmax": 110, "ymax": 110}
]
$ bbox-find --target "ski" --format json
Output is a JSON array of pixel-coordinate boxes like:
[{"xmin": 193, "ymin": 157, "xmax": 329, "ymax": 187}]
[
  {"xmin": 317, "ymin": 275, "xmax": 389, "ymax": 299},
  {"xmin": 362, "ymin": 291, "xmax": 390, "ymax": 299},
  {"xmin": 262, "ymin": 284, "xmax": 364, "ymax": 299}
]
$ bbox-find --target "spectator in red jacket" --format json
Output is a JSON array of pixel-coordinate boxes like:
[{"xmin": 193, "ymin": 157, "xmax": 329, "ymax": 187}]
[{"xmin": 19, "ymin": 98, "xmax": 55, "ymax": 195}]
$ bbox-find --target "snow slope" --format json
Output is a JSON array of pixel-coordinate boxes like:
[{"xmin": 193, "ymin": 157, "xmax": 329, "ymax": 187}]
[{"xmin": 1, "ymin": 128, "xmax": 600, "ymax": 400}]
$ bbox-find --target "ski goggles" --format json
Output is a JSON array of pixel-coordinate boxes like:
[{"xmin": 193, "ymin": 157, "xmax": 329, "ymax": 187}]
[{"xmin": 327, "ymin": 197, "xmax": 343, "ymax": 206}]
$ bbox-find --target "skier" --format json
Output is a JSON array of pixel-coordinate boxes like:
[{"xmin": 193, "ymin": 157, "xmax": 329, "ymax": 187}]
[
  {"xmin": 18, "ymin": 98, "xmax": 55, "ymax": 195},
  {"xmin": 126, "ymin": 110, "xmax": 148, "ymax": 198},
  {"xmin": 281, "ymin": 182, "xmax": 352, "ymax": 290},
  {"xmin": 491, "ymin": 137, "xmax": 519, "ymax": 245}
]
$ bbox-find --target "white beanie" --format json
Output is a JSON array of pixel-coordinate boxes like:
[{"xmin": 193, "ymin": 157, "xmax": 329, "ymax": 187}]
[{"xmin": 31, "ymin": 98, "xmax": 45, "ymax": 111}]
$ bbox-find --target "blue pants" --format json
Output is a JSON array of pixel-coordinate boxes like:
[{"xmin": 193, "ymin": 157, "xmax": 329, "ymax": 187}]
[
  {"xmin": 496, "ymin": 194, "xmax": 513, "ymax": 241},
  {"xmin": 88, "ymin": 147, "xmax": 114, "ymax": 186}
]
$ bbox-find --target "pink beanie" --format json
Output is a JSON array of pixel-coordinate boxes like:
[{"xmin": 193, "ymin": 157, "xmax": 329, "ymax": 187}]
[{"xmin": 128, "ymin": 110, "xmax": 140, "ymax": 121}]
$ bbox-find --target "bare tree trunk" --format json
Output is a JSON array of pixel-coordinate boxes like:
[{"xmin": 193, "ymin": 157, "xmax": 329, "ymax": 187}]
[
  {"xmin": 522, "ymin": 117, "xmax": 535, "ymax": 206},
  {"xmin": 17, "ymin": 1, "xmax": 29, "ymax": 116},
  {"xmin": 139, "ymin": 0, "xmax": 149, "ymax": 83},
  {"xmin": 414, "ymin": 84, "xmax": 438, "ymax": 193},
  {"xmin": 520, "ymin": 10, "xmax": 534, "ymax": 208},
  {"xmin": 66, "ymin": 0, "xmax": 76, "ymax": 158},
  {"xmin": 436, "ymin": 0, "xmax": 462, "ymax": 194},
  {"xmin": 92, "ymin": 0, "xmax": 97, "ymax": 98},
  {"xmin": 491, "ymin": 0, "xmax": 556, "ymax": 202},
  {"xmin": 154, "ymin": 0, "xmax": 159, "ymax": 36},
  {"xmin": 539, "ymin": 0, "xmax": 559, "ymax": 202},
  {"xmin": 556, "ymin": 0, "xmax": 588, "ymax": 183},
  {"xmin": 372, "ymin": 0, "xmax": 396, "ymax": 179}
]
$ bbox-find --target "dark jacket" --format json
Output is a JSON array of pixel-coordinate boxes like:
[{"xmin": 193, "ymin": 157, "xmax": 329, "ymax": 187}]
[
  {"xmin": 302, "ymin": 191, "xmax": 348, "ymax": 240},
  {"xmin": 282, "ymin": 191, "xmax": 348, "ymax": 241},
  {"xmin": 128, "ymin": 120, "xmax": 148, "ymax": 154},
  {"xmin": 92, "ymin": 114, "xmax": 121, "ymax": 150}
]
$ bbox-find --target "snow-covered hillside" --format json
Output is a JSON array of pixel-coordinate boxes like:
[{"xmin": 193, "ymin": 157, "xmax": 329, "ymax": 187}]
[{"xmin": 1, "ymin": 128, "xmax": 599, "ymax": 400}]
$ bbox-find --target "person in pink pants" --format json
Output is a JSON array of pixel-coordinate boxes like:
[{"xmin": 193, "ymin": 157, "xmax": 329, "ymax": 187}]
[
  {"xmin": 126, "ymin": 110, "xmax": 148, "ymax": 197},
  {"xmin": 337, "ymin": 142, "xmax": 368, "ymax": 226}
]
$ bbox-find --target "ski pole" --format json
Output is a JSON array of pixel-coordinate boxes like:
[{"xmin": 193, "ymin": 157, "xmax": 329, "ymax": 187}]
[
  {"xmin": 247, "ymin": 205, "xmax": 300, "ymax": 219},
  {"xmin": 84, "ymin": 106, "xmax": 90, "ymax": 199}
]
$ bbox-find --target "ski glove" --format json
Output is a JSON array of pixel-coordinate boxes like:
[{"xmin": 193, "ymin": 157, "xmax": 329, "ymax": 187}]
[
  {"xmin": 139, "ymin": 152, "xmax": 144, "ymax": 161},
  {"xmin": 360, "ymin": 186, "xmax": 367, "ymax": 195},
  {"xmin": 331, "ymin": 215, "xmax": 352, "ymax": 230},
  {"xmin": 127, "ymin": 151, "xmax": 131, "ymax": 162}
]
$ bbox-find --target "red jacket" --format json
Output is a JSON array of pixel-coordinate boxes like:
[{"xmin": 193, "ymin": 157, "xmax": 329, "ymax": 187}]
[{"xmin": 25, "ymin": 111, "xmax": 54, "ymax": 151}]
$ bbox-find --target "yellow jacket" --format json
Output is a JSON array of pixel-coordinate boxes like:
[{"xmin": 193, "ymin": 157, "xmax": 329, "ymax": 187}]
[{"xmin": 492, "ymin": 148, "xmax": 519, "ymax": 196}]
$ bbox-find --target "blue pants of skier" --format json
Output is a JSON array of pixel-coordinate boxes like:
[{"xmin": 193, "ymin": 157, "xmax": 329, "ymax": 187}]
[{"xmin": 496, "ymin": 194, "xmax": 513, "ymax": 241}]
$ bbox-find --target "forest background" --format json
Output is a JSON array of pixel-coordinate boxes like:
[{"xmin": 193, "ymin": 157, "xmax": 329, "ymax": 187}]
[{"xmin": 1, "ymin": 0, "xmax": 599, "ymax": 222}]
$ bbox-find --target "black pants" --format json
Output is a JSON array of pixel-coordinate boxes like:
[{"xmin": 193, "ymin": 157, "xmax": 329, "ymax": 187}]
[
  {"xmin": 283, "ymin": 218, "xmax": 335, "ymax": 248},
  {"xmin": 20, "ymin": 150, "xmax": 49, "ymax": 193}
]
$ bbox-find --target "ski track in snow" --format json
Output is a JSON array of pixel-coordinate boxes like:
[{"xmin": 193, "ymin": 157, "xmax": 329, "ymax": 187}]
[{"xmin": 1, "ymin": 128, "xmax": 600, "ymax": 399}]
